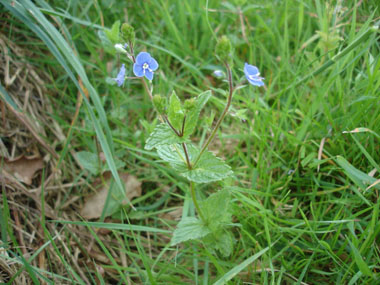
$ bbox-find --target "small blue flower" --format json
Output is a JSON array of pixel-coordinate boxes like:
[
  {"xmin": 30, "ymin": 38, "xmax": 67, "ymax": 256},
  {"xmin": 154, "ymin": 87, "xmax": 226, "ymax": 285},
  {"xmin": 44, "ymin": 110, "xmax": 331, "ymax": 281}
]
[
  {"xmin": 213, "ymin": 70, "xmax": 224, "ymax": 78},
  {"xmin": 133, "ymin": 52, "xmax": 159, "ymax": 81},
  {"xmin": 244, "ymin": 63, "xmax": 264, "ymax": 87},
  {"xmin": 115, "ymin": 64, "xmax": 126, "ymax": 87}
]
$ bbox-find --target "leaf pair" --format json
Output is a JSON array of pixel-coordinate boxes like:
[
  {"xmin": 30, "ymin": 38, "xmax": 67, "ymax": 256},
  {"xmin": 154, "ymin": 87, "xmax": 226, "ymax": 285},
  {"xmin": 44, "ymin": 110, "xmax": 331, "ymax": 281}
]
[
  {"xmin": 145, "ymin": 90, "xmax": 233, "ymax": 183},
  {"xmin": 156, "ymin": 144, "xmax": 233, "ymax": 183},
  {"xmin": 171, "ymin": 189, "xmax": 236, "ymax": 257},
  {"xmin": 145, "ymin": 90, "xmax": 211, "ymax": 150}
]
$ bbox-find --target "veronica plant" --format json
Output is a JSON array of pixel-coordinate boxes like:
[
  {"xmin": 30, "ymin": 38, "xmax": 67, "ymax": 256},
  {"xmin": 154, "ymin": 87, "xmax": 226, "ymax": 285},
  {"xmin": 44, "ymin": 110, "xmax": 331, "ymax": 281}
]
[{"xmin": 108, "ymin": 23, "xmax": 264, "ymax": 256}]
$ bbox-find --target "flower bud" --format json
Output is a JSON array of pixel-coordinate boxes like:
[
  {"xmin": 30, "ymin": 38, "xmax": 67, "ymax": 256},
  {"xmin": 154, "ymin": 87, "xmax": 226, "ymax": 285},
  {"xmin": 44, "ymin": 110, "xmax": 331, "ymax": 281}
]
[
  {"xmin": 184, "ymin": 98, "xmax": 196, "ymax": 112},
  {"xmin": 213, "ymin": 70, "xmax": 224, "ymax": 78},
  {"xmin": 153, "ymin": 95, "xmax": 165, "ymax": 114},
  {"xmin": 114, "ymin": 43, "xmax": 127, "ymax": 54},
  {"xmin": 121, "ymin": 23, "xmax": 135, "ymax": 45},
  {"xmin": 215, "ymin": 35, "xmax": 232, "ymax": 63}
]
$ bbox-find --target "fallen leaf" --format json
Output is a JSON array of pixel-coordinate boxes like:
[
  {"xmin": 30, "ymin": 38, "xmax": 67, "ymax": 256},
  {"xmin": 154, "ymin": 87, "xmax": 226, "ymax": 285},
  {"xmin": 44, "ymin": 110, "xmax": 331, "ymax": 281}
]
[
  {"xmin": 159, "ymin": 207, "xmax": 183, "ymax": 221},
  {"xmin": 1, "ymin": 156, "xmax": 44, "ymax": 185},
  {"xmin": 80, "ymin": 172, "xmax": 141, "ymax": 219}
]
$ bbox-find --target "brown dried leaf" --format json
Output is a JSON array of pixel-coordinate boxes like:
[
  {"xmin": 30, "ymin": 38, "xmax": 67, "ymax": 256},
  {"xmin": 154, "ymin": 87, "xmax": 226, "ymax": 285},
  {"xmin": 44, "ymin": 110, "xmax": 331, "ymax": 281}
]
[
  {"xmin": 159, "ymin": 207, "xmax": 183, "ymax": 221},
  {"xmin": 1, "ymin": 156, "xmax": 44, "ymax": 185},
  {"xmin": 80, "ymin": 172, "xmax": 141, "ymax": 219}
]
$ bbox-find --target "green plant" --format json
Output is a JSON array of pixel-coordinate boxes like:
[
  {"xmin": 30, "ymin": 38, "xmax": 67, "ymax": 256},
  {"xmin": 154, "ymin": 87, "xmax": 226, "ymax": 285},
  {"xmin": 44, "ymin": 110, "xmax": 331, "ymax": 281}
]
[{"xmin": 105, "ymin": 24, "xmax": 265, "ymax": 256}]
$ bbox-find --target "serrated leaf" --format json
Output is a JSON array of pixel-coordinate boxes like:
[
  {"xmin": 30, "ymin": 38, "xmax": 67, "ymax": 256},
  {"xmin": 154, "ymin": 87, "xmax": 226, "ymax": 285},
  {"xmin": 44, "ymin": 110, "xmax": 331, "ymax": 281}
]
[
  {"xmin": 105, "ymin": 20, "xmax": 120, "ymax": 44},
  {"xmin": 156, "ymin": 144, "xmax": 190, "ymax": 173},
  {"xmin": 186, "ymin": 148, "xmax": 233, "ymax": 183},
  {"xmin": 201, "ymin": 189, "xmax": 232, "ymax": 228},
  {"xmin": 203, "ymin": 230, "xmax": 234, "ymax": 257},
  {"xmin": 167, "ymin": 91, "xmax": 184, "ymax": 131},
  {"xmin": 171, "ymin": 217, "xmax": 211, "ymax": 245},
  {"xmin": 183, "ymin": 90, "xmax": 211, "ymax": 137},
  {"xmin": 156, "ymin": 144, "xmax": 233, "ymax": 183},
  {"xmin": 145, "ymin": 124, "xmax": 187, "ymax": 150},
  {"xmin": 75, "ymin": 151, "xmax": 99, "ymax": 174}
]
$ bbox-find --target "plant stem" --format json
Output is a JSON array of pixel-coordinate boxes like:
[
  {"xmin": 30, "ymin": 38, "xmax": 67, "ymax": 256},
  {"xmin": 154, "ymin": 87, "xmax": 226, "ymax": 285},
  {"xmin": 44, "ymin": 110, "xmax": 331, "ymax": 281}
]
[
  {"xmin": 181, "ymin": 115, "xmax": 186, "ymax": 136},
  {"xmin": 140, "ymin": 78, "xmax": 153, "ymax": 101},
  {"xmin": 182, "ymin": 143, "xmax": 192, "ymax": 169},
  {"xmin": 180, "ymin": 137, "xmax": 204, "ymax": 222},
  {"xmin": 163, "ymin": 115, "xmax": 181, "ymax": 136},
  {"xmin": 193, "ymin": 61, "xmax": 233, "ymax": 167},
  {"xmin": 190, "ymin": 181, "xmax": 205, "ymax": 222}
]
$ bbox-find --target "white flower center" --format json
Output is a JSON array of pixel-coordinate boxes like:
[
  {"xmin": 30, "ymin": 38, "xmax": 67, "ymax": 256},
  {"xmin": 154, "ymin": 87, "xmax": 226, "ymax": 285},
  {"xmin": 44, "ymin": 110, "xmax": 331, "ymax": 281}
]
[
  {"xmin": 248, "ymin": 73, "xmax": 263, "ymax": 81},
  {"xmin": 142, "ymin": 62, "xmax": 153, "ymax": 74}
]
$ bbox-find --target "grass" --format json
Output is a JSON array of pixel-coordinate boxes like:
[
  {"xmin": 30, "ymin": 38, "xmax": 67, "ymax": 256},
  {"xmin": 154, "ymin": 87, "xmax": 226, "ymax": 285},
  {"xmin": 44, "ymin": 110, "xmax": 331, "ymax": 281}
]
[{"xmin": 1, "ymin": 0, "xmax": 380, "ymax": 284}]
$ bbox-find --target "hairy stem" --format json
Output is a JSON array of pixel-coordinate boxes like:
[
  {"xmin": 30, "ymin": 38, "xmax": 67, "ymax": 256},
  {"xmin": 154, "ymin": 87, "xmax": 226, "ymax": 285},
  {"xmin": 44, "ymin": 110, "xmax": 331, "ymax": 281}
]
[
  {"xmin": 182, "ymin": 143, "xmax": 192, "ymax": 169},
  {"xmin": 190, "ymin": 181, "xmax": 205, "ymax": 222},
  {"xmin": 193, "ymin": 61, "xmax": 233, "ymax": 166},
  {"xmin": 163, "ymin": 115, "xmax": 181, "ymax": 137},
  {"xmin": 181, "ymin": 115, "xmax": 186, "ymax": 136},
  {"xmin": 140, "ymin": 78, "xmax": 153, "ymax": 101}
]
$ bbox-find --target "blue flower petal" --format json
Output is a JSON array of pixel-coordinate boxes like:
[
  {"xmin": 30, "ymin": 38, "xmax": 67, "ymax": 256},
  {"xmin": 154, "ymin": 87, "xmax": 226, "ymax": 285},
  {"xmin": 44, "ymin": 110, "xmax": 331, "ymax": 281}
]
[
  {"xmin": 136, "ymin": 52, "xmax": 151, "ymax": 64},
  {"xmin": 144, "ymin": 69, "xmax": 154, "ymax": 81},
  {"xmin": 115, "ymin": 64, "xmax": 126, "ymax": 86},
  {"xmin": 247, "ymin": 77, "xmax": 264, "ymax": 87},
  {"xmin": 148, "ymin": 57, "xmax": 159, "ymax": 71},
  {"xmin": 244, "ymin": 63, "xmax": 259, "ymax": 76},
  {"xmin": 133, "ymin": 63, "xmax": 144, "ymax": 77},
  {"xmin": 244, "ymin": 63, "xmax": 264, "ymax": 87}
]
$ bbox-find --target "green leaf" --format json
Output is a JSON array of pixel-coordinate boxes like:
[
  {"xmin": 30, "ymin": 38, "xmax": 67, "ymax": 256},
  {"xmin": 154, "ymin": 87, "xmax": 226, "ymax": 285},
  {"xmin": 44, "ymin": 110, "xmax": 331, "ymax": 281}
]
[
  {"xmin": 156, "ymin": 144, "xmax": 233, "ymax": 183},
  {"xmin": 214, "ymin": 246, "xmax": 271, "ymax": 285},
  {"xmin": 105, "ymin": 20, "xmax": 120, "ymax": 44},
  {"xmin": 75, "ymin": 151, "xmax": 125, "ymax": 175},
  {"xmin": 145, "ymin": 124, "xmax": 187, "ymax": 150},
  {"xmin": 201, "ymin": 189, "xmax": 232, "ymax": 229},
  {"xmin": 156, "ymin": 144, "xmax": 190, "ymax": 173},
  {"xmin": 336, "ymin": 156, "xmax": 380, "ymax": 190},
  {"xmin": 98, "ymin": 30, "xmax": 115, "ymax": 54},
  {"xmin": 200, "ymin": 189, "xmax": 235, "ymax": 257},
  {"xmin": 75, "ymin": 151, "xmax": 99, "ymax": 174},
  {"xmin": 186, "ymin": 148, "xmax": 233, "ymax": 183},
  {"xmin": 347, "ymin": 238, "xmax": 373, "ymax": 277},
  {"xmin": 171, "ymin": 217, "xmax": 211, "ymax": 245},
  {"xmin": 183, "ymin": 90, "xmax": 212, "ymax": 137},
  {"xmin": 167, "ymin": 91, "xmax": 184, "ymax": 131},
  {"xmin": 203, "ymin": 230, "xmax": 234, "ymax": 257}
]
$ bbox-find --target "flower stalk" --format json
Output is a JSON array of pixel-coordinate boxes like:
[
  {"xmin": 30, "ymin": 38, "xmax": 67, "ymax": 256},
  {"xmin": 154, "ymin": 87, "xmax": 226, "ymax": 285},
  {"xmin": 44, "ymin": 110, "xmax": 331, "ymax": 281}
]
[{"xmin": 193, "ymin": 61, "xmax": 233, "ymax": 167}]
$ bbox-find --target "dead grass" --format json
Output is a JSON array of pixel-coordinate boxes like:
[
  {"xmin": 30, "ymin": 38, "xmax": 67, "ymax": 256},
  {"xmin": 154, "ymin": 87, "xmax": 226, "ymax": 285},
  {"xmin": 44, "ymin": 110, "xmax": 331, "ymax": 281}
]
[{"xmin": 0, "ymin": 18, "xmax": 177, "ymax": 283}]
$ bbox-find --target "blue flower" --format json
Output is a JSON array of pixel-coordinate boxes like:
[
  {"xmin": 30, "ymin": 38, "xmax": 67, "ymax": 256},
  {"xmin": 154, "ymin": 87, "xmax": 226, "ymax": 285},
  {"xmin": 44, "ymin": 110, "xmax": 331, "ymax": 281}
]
[
  {"xmin": 133, "ymin": 52, "xmax": 159, "ymax": 81},
  {"xmin": 244, "ymin": 63, "xmax": 264, "ymax": 87},
  {"xmin": 115, "ymin": 64, "xmax": 126, "ymax": 87}
]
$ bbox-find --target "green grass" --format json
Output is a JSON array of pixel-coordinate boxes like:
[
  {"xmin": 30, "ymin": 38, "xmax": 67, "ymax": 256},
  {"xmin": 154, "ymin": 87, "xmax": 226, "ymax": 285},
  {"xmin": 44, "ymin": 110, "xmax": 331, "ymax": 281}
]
[{"xmin": 1, "ymin": 0, "xmax": 380, "ymax": 284}]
